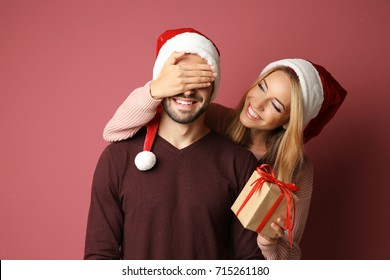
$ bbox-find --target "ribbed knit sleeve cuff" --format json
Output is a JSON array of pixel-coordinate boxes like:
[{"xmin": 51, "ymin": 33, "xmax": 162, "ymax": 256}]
[
  {"xmin": 258, "ymin": 243, "xmax": 278, "ymax": 260},
  {"xmin": 143, "ymin": 81, "xmax": 163, "ymax": 108}
]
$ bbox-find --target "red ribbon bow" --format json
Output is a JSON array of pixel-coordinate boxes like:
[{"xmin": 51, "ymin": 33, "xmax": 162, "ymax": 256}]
[{"xmin": 236, "ymin": 164, "xmax": 299, "ymax": 248}]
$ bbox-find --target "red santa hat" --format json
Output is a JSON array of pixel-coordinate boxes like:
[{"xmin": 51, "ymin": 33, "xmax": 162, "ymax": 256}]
[
  {"xmin": 153, "ymin": 27, "xmax": 221, "ymax": 101},
  {"xmin": 260, "ymin": 58, "xmax": 347, "ymax": 142},
  {"xmin": 135, "ymin": 28, "xmax": 221, "ymax": 171}
]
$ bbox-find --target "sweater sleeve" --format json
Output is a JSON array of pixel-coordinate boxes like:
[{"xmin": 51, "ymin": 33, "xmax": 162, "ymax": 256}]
[
  {"xmin": 258, "ymin": 155, "xmax": 314, "ymax": 260},
  {"xmin": 84, "ymin": 146, "xmax": 124, "ymax": 259},
  {"xmin": 103, "ymin": 81, "xmax": 161, "ymax": 142},
  {"xmin": 204, "ymin": 103, "xmax": 235, "ymax": 134}
]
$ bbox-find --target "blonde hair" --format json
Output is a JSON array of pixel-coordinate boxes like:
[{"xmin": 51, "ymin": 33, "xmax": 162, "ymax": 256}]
[{"xmin": 226, "ymin": 67, "xmax": 304, "ymax": 183}]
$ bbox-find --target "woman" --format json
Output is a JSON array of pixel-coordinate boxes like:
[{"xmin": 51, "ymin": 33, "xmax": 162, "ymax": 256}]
[{"xmin": 102, "ymin": 55, "xmax": 347, "ymax": 259}]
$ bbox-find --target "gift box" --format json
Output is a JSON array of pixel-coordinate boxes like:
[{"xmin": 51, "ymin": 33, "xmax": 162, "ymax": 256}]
[{"xmin": 231, "ymin": 164, "xmax": 299, "ymax": 246}]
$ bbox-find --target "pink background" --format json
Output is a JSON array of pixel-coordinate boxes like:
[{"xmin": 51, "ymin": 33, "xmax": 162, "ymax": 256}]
[{"xmin": 1, "ymin": 0, "xmax": 389, "ymax": 259}]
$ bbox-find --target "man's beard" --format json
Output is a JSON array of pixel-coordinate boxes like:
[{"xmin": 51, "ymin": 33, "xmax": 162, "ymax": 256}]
[{"xmin": 161, "ymin": 97, "xmax": 209, "ymax": 124}]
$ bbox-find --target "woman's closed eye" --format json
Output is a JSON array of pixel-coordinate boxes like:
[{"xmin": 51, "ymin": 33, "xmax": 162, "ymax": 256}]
[
  {"xmin": 258, "ymin": 80, "xmax": 267, "ymax": 92},
  {"xmin": 272, "ymin": 101, "xmax": 282, "ymax": 113}
]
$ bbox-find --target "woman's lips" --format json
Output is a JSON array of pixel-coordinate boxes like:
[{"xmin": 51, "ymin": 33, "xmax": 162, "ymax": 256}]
[{"xmin": 246, "ymin": 105, "xmax": 262, "ymax": 120}]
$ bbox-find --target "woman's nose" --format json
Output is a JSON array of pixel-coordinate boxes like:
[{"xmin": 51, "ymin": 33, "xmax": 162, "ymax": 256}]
[{"xmin": 252, "ymin": 96, "xmax": 266, "ymax": 111}]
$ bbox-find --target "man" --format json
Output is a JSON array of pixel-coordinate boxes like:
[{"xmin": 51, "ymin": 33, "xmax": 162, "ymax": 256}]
[{"xmin": 84, "ymin": 28, "xmax": 263, "ymax": 259}]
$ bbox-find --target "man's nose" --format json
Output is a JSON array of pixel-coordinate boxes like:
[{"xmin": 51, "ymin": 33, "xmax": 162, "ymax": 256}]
[{"xmin": 183, "ymin": 89, "xmax": 195, "ymax": 96}]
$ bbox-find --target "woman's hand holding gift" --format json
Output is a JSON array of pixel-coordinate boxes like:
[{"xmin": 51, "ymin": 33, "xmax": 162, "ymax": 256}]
[{"xmin": 257, "ymin": 217, "xmax": 286, "ymax": 246}]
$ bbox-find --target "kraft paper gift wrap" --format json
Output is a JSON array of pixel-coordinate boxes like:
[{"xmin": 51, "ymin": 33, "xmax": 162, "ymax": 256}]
[{"xmin": 231, "ymin": 164, "xmax": 299, "ymax": 246}]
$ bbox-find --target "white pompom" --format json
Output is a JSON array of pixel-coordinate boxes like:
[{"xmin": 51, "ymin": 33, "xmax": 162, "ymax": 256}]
[{"xmin": 134, "ymin": 151, "xmax": 157, "ymax": 171}]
